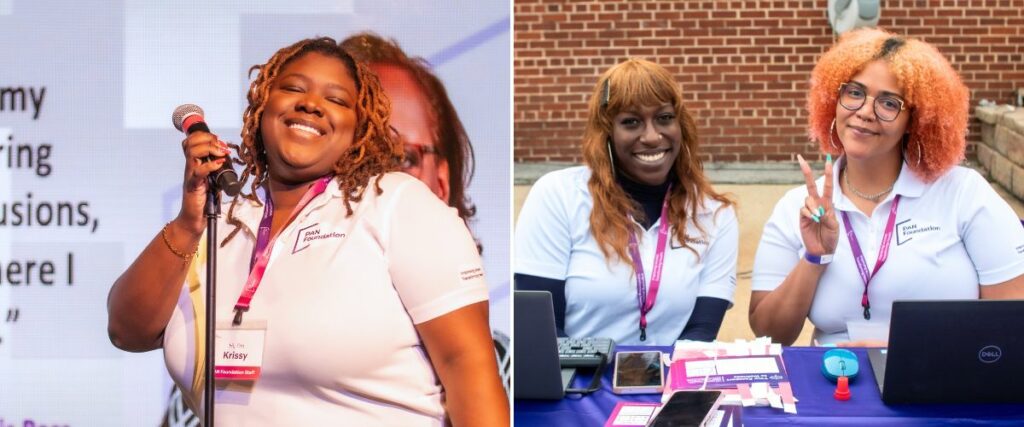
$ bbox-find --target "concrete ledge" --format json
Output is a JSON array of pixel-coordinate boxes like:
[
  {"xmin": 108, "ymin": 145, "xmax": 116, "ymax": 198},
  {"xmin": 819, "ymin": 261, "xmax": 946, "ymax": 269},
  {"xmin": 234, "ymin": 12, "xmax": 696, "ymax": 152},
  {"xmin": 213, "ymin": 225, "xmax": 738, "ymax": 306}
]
[
  {"xmin": 513, "ymin": 162, "xmax": 576, "ymax": 184},
  {"xmin": 975, "ymin": 105, "xmax": 1024, "ymax": 203},
  {"xmin": 517, "ymin": 160, "xmax": 994, "ymax": 187},
  {"xmin": 999, "ymin": 109, "xmax": 1024, "ymax": 134},
  {"xmin": 703, "ymin": 162, "xmax": 808, "ymax": 184},
  {"xmin": 981, "ymin": 144, "xmax": 1024, "ymax": 202},
  {"xmin": 976, "ymin": 105, "xmax": 1017, "ymax": 124},
  {"xmin": 519, "ymin": 161, "xmax": 865, "ymax": 186},
  {"xmin": 977, "ymin": 143, "xmax": 995, "ymax": 172},
  {"xmin": 976, "ymin": 105, "xmax": 997, "ymax": 124},
  {"xmin": 1013, "ymin": 162, "xmax": 1024, "ymax": 202},
  {"xmin": 994, "ymin": 125, "xmax": 1024, "ymax": 166},
  {"xmin": 991, "ymin": 151, "xmax": 1013, "ymax": 192}
]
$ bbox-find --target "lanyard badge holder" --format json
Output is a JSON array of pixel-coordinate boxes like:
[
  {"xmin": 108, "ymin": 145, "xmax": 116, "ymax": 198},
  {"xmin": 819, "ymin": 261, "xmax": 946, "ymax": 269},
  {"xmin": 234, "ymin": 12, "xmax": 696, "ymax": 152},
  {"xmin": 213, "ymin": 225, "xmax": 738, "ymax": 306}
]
[
  {"xmin": 841, "ymin": 195, "xmax": 901, "ymax": 320},
  {"xmin": 204, "ymin": 175, "xmax": 331, "ymax": 423},
  {"xmin": 232, "ymin": 175, "xmax": 332, "ymax": 326},
  {"xmin": 628, "ymin": 185, "xmax": 672, "ymax": 342}
]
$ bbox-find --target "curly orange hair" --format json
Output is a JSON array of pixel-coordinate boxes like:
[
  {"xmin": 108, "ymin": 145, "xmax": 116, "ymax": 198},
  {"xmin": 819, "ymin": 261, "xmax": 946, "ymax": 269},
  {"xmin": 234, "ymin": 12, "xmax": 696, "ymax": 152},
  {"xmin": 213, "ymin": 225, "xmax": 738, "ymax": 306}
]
[
  {"xmin": 583, "ymin": 59, "xmax": 733, "ymax": 265},
  {"xmin": 808, "ymin": 28, "xmax": 969, "ymax": 182},
  {"xmin": 223, "ymin": 37, "xmax": 399, "ymax": 244}
]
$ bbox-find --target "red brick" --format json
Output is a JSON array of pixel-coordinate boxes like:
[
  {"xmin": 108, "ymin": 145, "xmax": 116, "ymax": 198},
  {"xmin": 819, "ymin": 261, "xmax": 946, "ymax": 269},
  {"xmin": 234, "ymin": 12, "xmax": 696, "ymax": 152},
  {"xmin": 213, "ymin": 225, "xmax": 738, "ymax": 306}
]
[{"xmin": 514, "ymin": 0, "xmax": 1024, "ymax": 163}]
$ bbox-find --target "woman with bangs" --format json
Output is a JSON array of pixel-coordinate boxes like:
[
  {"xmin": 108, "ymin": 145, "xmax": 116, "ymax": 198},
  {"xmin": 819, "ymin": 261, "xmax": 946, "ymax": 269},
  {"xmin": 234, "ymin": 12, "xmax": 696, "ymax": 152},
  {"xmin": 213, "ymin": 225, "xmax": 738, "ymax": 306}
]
[
  {"xmin": 750, "ymin": 28, "xmax": 1024, "ymax": 346},
  {"xmin": 107, "ymin": 37, "xmax": 507, "ymax": 425},
  {"xmin": 515, "ymin": 59, "xmax": 738, "ymax": 346}
]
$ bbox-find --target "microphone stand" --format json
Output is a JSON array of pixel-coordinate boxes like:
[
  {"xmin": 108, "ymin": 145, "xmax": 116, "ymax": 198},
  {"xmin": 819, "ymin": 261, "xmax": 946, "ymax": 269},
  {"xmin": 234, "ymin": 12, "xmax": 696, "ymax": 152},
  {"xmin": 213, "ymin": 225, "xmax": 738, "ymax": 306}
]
[{"xmin": 204, "ymin": 186, "xmax": 220, "ymax": 427}]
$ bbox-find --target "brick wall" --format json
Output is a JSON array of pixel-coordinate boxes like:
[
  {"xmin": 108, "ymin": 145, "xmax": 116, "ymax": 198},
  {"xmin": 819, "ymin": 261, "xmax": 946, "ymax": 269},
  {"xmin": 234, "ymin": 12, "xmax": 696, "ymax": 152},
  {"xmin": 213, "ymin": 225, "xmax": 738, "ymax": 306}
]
[{"xmin": 514, "ymin": 0, "xmax": 1024, "ymax": 163}]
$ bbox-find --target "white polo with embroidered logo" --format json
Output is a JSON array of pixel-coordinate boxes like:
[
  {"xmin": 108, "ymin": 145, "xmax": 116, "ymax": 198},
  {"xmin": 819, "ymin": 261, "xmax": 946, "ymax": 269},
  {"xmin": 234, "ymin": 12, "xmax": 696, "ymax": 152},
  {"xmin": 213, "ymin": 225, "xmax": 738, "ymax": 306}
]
[
  {"xmin": 753, "ymin": 157, "xmax": 1024, "ymax": 345},
  {"xmin": 162, "ymin": 172, "xmax": 488, "ymax": 425},
  {"xmin": 514, "ymin": 166, "xmax": 738, "ymax": 346}
]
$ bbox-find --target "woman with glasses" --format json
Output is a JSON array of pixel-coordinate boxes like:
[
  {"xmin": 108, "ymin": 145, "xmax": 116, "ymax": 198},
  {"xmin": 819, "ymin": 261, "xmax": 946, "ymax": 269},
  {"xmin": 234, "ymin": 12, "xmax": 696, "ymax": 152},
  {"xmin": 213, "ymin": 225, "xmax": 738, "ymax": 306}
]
[
  {"xmin": 750, "ymin": 28, "xmax": 1024, "ymax": 346},
  {"xmin": 515, "ymin": 59, "xmax": 738, "ymax": 346},
  {"xmin": 341, "ymin": 33, "xmax": 477, "ymax": 234}
]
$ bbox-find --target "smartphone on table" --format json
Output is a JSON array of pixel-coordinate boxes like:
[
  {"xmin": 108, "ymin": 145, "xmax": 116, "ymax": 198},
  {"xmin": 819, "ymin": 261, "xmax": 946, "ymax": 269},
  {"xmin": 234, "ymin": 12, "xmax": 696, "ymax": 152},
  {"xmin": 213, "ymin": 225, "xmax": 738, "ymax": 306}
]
[
  {"xmin": 612, "ymin": 350, "xmax": 664, "ymax": 394},
  {"xmin": 647, "ymin": 390, "xmax": 724, "ymax": 427}
]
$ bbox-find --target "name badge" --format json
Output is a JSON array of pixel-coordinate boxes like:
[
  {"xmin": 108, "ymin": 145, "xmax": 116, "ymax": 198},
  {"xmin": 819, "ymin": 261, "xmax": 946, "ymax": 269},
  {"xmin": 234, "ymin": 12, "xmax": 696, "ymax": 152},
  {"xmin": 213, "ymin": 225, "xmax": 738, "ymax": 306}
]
[{"xmin": 214, "ymin": 320, "xmax": 267, "ymax": 381}]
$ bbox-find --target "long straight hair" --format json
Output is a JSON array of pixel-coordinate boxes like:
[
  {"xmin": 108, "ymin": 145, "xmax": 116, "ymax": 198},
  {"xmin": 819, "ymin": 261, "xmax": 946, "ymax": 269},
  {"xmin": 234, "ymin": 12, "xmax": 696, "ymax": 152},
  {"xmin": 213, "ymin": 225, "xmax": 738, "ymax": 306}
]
[{"xmin": 582, "ymin": 59, "xmax": 733, "ymax": 265}]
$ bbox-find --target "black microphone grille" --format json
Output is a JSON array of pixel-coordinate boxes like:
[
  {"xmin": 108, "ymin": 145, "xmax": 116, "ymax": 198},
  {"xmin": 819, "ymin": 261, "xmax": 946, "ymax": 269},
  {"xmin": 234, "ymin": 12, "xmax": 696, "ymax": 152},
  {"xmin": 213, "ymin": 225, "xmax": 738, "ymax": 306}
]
[{"xmin": 172, "ymin": 104, "xmax": 205, "ymax": 132}]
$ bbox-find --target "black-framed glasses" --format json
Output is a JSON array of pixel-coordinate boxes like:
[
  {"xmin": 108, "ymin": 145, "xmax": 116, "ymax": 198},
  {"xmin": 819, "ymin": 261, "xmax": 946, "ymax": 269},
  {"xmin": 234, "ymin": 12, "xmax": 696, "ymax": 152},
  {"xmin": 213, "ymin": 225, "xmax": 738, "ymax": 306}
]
[
  {"xmin": 401, "ymin": 143, "xmax": 439, "ymax": 173},
  {"xmin": 838, "ymin": 82, "xmax": 907, "ymax": 122}
]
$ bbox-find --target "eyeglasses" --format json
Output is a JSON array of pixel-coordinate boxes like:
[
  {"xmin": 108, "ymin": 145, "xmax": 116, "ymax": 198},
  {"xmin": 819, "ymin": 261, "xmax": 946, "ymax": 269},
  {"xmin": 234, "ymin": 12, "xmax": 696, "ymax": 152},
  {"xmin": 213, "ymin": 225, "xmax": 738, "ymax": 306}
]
[
  {"xmin": 401, "ymin": 143, "xmax": 439, "ymax": 173},
  {"xmin": 838, "ymin": 82, "xmax": 907, "ymax": 122}
]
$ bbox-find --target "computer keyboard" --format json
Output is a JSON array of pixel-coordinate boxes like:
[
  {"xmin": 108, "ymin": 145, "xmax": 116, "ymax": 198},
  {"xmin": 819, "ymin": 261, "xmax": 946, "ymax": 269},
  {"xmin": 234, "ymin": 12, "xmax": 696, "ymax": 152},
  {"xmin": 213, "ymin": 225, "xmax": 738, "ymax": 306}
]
[{"xmin": 557, "ymin": 337, "xmax": 616, "ymax": 368}]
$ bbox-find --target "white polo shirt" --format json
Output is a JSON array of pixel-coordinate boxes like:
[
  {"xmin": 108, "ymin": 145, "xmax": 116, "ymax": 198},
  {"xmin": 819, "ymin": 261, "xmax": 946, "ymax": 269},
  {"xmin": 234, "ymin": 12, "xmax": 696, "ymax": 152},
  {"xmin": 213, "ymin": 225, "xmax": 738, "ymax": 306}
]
[
  {"xmin": 753, "ymin": 157, "xmax": 1024, "ymax": 344},
  {"xmin": 162, "ymin": 172, "xmax": 488, "ymax": 426},
  {"xmin": 515, "ymin": 166, "xmax": 738, "ymax": 346}
]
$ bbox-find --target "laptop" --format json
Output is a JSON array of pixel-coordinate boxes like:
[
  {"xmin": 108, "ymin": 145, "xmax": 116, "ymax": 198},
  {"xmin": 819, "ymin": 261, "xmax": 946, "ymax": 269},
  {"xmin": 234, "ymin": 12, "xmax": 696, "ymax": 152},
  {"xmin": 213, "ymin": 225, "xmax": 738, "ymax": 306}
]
[
  {"xmin": 514, "ymin": 290, "xmax": 577, "ymax": 399},
  {"xmin": 868, "ymin": 299, "xmax": 1024, "ymax": 404}
]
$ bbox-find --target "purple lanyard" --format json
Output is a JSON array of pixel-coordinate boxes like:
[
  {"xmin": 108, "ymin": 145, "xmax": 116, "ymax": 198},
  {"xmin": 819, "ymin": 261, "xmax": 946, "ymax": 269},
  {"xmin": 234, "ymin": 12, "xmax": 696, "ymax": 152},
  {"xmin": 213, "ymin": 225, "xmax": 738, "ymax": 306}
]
[
  {"xmin": 232, "ymin": 175, "xmax": 333, "ymax": 325},
  {"xmin": 840, "ymin": 195, "xmax": 900, "ymax": 321},
  {"xmin": 627, "ymin": 185, "xmax": 672, "ymax": 341}
]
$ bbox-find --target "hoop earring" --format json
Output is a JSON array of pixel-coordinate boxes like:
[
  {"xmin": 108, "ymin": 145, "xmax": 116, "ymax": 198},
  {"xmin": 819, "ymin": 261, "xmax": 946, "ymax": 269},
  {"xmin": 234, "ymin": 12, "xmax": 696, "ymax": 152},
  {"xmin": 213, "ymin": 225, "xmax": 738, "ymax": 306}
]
[
  {"xmin": 829, "ymin": 119, "xmax": 840, "ymax": 152},
  {"xmin": 606, "ymin": 138, "xmax": 617, "ymax": 177},
  {"xmin": 902, "ymin": 134, "xmax": 921, "ymax": 168},
  {"xmin": 353, "ymin": 145, "xmax": 366, "ymax": 163}
]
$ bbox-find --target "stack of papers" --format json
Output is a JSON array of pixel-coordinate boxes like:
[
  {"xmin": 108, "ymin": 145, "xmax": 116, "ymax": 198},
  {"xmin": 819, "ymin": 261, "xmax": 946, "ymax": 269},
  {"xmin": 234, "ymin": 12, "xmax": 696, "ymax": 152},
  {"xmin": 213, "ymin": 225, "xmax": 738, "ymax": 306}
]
[{"xmin": 664, "ymin": 338, "xmax": 797, "ymax": 414}]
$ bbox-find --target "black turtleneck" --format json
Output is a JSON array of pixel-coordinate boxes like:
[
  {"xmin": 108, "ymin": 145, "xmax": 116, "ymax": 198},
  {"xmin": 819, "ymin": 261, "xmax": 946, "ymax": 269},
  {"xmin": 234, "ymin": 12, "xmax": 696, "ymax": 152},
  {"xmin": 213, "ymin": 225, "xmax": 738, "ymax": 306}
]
[{"xmin": 616, "ymin": 172, "xmax": 672, "ymax": 230}]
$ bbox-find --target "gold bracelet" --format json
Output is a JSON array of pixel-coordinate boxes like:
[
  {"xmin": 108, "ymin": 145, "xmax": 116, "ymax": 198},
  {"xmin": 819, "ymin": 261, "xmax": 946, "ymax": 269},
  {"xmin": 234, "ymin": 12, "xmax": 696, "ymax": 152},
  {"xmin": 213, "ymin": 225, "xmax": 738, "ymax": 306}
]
[{"xmin": 161, "ymin": 222, "xmax": 199, "ymax": 262}]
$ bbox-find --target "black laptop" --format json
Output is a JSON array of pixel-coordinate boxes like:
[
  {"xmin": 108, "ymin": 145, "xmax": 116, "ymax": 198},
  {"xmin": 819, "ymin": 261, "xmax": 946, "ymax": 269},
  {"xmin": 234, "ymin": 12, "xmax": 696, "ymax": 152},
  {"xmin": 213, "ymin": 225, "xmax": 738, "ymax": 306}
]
[
  {"xmin": 869, "ymin": 299, "xmax": 1024, "ymax": 404},
  {"xmin": 513, "ymin": 290, "xmax": 577, "ymax": 400}
]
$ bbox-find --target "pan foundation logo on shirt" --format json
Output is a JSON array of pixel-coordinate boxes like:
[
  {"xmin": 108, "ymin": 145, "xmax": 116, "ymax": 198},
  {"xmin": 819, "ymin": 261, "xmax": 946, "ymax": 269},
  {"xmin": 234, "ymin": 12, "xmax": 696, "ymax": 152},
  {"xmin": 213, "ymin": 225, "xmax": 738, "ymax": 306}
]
[
  {"xmin": 896, "ymin": 219, "xmax": 940, "ymax": 246},
  {"xmin": 671, "ymin": 237, "xmax": 710, "ymax": 250},
  {"xmin": 292, "ymin": 223, "xmax": 345, "ymax": 254}
]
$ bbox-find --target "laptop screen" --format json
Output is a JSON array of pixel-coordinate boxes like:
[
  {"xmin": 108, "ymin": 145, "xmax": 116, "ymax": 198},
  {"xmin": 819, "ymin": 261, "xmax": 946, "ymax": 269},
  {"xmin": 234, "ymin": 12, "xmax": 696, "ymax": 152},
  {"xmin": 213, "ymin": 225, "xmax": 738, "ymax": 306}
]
[{"xmin": 513, "ymin": 291, "xmax": 566, "ymax": 400}]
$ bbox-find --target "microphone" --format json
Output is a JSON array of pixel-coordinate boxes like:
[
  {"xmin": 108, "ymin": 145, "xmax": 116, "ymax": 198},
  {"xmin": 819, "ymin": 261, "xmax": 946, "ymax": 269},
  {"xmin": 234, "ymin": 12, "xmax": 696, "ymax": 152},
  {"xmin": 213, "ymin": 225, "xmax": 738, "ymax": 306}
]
[{"xmin": 172, "ymin": 104, "xmax": 242, "ymax": 197}]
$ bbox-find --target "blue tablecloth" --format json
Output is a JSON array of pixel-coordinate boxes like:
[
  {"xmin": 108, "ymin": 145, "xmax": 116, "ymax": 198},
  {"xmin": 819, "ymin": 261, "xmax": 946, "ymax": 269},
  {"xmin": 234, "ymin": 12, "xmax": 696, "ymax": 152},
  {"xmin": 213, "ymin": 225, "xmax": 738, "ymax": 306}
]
[{"xmin": 514, "ymin": 346, "xmax": 1024, "ymax": 426}]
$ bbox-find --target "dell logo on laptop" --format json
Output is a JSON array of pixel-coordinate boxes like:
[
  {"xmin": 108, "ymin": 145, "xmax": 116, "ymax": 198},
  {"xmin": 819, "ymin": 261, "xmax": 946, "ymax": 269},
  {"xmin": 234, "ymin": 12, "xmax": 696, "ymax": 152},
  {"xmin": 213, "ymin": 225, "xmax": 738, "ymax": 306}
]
[{"xmin": 978, "ymin": 345, "xmax": 1003, "ymax": 363}]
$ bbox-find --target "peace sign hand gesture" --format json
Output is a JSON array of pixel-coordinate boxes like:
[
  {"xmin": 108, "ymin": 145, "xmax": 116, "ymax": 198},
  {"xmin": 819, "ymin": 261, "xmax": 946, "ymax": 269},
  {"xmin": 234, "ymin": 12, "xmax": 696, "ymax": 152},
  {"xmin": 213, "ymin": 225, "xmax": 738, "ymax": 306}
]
[{"xmin": 797, "ymin": 154, "xmax": 839, "ymax": 258}]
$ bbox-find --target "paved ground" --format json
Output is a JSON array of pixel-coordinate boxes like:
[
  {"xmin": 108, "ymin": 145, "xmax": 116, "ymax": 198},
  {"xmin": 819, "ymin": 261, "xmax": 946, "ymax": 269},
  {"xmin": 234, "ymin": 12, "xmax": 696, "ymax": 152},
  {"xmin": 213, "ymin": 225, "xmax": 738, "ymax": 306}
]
[{"xmin": 512, "ymin": 163, "xmax": 1024, "ymax": 344}]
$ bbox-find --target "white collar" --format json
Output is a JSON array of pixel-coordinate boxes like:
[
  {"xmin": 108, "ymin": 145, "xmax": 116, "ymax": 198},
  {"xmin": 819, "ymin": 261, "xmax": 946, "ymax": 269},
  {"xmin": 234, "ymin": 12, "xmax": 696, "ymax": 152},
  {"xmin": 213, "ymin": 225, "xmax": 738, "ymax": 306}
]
[{"xmin": 227, "ymin": 176, "xmax": 344, "ymax": 236}]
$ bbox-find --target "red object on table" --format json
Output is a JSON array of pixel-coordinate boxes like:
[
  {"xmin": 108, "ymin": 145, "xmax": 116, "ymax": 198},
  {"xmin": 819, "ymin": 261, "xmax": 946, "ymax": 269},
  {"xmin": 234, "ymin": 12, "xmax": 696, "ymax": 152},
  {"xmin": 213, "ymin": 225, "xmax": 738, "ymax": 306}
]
[{"xmin": 834, "ymin": 376, "xmax": 851, "ymax": 401}]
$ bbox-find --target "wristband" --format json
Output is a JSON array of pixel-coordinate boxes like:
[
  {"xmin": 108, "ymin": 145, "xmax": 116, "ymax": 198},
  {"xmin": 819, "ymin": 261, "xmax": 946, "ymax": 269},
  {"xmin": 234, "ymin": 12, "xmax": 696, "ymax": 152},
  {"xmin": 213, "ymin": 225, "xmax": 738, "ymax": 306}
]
[{"xmin": 805, "ymin": 252, "xmax": 834, "ymax": 265}]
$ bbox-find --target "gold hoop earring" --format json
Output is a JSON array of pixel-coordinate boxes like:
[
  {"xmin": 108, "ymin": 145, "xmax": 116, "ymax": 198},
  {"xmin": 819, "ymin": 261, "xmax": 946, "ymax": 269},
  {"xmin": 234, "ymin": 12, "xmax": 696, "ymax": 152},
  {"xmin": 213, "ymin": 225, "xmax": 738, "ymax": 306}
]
[
  {"xmin": 902, "ymin": 134, "xmax": 921, "ymax": 168},
  {"xmin": 829, "ymin": 119, "xmax": 840, "ymax": 152},
  {"xmin": 353, "ymin": 145, "xmax": 366, "ymax": 163}
]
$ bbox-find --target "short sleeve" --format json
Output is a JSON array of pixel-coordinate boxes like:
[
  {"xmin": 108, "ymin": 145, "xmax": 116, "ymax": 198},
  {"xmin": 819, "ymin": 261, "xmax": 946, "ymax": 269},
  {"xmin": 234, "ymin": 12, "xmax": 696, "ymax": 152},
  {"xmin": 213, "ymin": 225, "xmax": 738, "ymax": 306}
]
[
  {"xmin": 696, "ymin": 206, "xmax": 739, "ymax": 305},
  {"xmin": 752, "ymin": 189, "xmax": 805, "ymax": 292},
  {"xmin": 384, "ymin": 179, "xmax": 488, "ymax": 324},
  {"xmin": 957, "ymin": 171, "xmax": 1024, "ymax": 285},
  {"xmin": 514, "ymin": 171, "xmax": 574, "ymax": 280}
]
